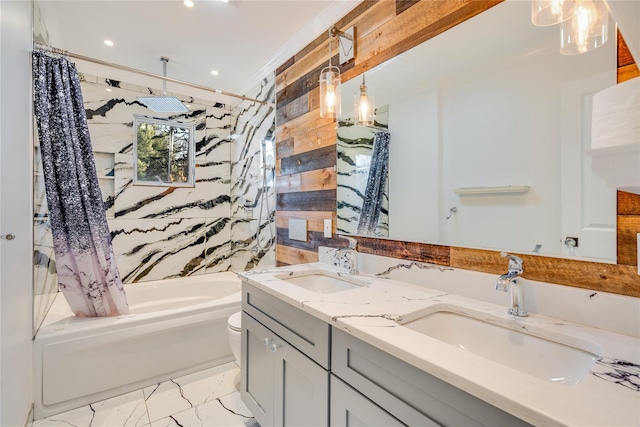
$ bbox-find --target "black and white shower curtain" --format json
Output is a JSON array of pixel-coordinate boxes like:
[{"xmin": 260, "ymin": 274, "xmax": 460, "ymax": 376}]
[
  {"xmin": 357, "ymin": 130, "xmax": 390, "ymax": 235},
  {"xmin": 32, "ymin": 50, "xmax": 129, "ymax": 317}
]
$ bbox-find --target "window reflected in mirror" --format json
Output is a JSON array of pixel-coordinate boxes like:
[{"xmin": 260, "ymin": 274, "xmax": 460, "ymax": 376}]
[{"xmin": 133, "ymin": 115, "xmax": 195, "ymax": 187}]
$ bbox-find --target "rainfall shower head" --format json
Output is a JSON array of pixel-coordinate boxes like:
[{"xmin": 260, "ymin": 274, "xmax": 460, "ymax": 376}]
[
  {"xmin": 138, "ymin": 96, "xmax": 188, "ymax": 113},
  {"xmin": 138, "ymin": 57, "xmax": 188, "ymax": 113}
]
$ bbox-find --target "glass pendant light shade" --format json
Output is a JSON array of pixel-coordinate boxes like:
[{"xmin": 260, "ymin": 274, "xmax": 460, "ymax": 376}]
[
  {"xmin": 531, "ymin": 0, "xmax": 575, "ymax": 26},
  {"xmin": 319, "ymin": 66, "xmax": 341, "ymax": 118},
  {"xmin": 355, "ymin": 74, "xmax": 374, "ymax": 126},
  {"xmin": 560, "ymin": 0, "xmax": 608, "ymax": 55}
]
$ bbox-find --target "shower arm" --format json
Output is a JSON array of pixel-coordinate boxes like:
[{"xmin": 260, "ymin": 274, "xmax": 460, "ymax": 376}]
[{"xmin": 162, "ymin": 57, "xmax": 169, "ymax": 96}]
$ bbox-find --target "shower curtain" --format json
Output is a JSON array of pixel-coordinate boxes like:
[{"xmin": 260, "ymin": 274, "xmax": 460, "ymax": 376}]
[
  {"xmin": 357, "ymin": 130, "xmax": 390, "ymax": 235},
  {"xmin": 32, "ymin": 50, "xmax": 129, "ymax": 317}
]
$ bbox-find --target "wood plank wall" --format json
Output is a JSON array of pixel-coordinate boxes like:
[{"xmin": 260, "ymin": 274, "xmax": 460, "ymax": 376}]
[
  {"xmin": 275, "ymin": 0, "xmax": 640, "ymax": 298},
  {"xmin": 618, "ymin": 191, "xmax": 640, "ymax": 267},
  {"xmin": 618, "ymin": 30, "xmax": 640, "ymax": 83}
]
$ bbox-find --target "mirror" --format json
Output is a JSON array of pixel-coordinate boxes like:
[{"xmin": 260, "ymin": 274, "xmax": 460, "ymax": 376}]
[
  {"xmin": 337, "ymin": 106, "xmax": 390, "ymax": 236},
  {"xmin": 134, "ymin": 115, "xmax": 195, "ymax": 187},
  {"xmin": 337, "ymin": 0, "xmax": 638, "ymax": 261}
]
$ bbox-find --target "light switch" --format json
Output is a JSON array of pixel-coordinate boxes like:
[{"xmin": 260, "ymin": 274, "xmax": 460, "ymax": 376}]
[
  {"xmin": 324, "ymin": 219, "xmax": 332, "ymax": 238},
  {"xmin": 288, "ymin": 218, "xmax": 307, "ymax": 242}
]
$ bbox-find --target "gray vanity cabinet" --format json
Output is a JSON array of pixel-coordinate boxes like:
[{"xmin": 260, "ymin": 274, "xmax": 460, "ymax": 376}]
[
  {"xmin": 241, "ymin": 280, "xmax": 530, "ymax": 427},
  {"xmin": 241, "ymin": 283, "xmax": 330, "ymax": 427},
  {"xmin": 331, "ymin": 328, "xmax": 531, "ymax": 427}
]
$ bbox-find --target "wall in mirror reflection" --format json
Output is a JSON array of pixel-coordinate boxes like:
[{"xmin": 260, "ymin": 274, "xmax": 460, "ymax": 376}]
[{"xmin": 337, "ymin": 106, "xmax": 389, "ymax": 237}]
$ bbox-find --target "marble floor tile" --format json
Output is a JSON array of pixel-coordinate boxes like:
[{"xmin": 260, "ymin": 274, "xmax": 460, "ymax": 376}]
[
  {"xmin": 150, "ymin": 391, "xmax": 258, "ymax": 427},
  {"xmin": 32, "ymin": 390, "xmax": 149, "ymax": 427},
  {"xmin": 143, "ymin": 362, "xmax": 241, "ymax": 423}
]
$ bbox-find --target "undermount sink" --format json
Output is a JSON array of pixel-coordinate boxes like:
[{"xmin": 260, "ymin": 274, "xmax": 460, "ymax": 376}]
[
  {"xmin": 276, "ymin": 270, "xmax": 366, "ymax": 294},
  {"xmin": 401, "ymin": 309, "xmax": 602, "ymax": 385}
]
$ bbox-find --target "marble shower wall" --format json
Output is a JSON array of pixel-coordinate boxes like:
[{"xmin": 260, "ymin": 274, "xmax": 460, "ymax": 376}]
[
  {"xmin": 84, "ymin": 74, "xmax": 233, "ymax": 282},
  {"xmin": 230, "ymin": 75, "xmax": 277, "ymax": 271},
  {"xmin": 33, "ymin": 70, "xmax": 277, "ymax": 321}
]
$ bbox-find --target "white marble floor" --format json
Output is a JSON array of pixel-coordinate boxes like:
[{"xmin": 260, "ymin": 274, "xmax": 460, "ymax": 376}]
[{"xmin": 31, "ymin": 362, "xmax": 258, "ymax": 427}]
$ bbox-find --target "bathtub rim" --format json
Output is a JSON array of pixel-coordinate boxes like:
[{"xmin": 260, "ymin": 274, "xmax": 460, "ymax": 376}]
[{"xmin": 37, "ymin": 271, "xmax": 241, "ymax": 339}]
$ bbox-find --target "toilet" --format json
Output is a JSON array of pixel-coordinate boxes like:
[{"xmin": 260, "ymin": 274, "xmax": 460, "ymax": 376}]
[{"xmin": 227, "ymin": 311, "xmax": 242, "ymax": 366}]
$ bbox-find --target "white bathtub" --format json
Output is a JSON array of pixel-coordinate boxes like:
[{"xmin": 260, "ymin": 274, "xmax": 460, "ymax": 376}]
[{"xmin": 33, "ymin": 272, "xmax": 241, "ymax": 419}]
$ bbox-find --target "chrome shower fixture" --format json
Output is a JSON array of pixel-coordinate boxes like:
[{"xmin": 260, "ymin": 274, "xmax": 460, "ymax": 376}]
[{"xmin": 138, "ymin": 57, "xmax": 188, "ymax": 113}]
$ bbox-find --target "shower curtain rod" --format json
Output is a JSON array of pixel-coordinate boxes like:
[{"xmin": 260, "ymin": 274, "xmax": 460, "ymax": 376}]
[{"xmin": 33, "ymin": 43, "xmax": 270, "ymax": 106}]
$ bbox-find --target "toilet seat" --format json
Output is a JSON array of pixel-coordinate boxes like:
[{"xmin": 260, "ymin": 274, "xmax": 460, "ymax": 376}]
[{"xmin": 228, "ymin": 311, "xmax": 242, "ymax": 332}]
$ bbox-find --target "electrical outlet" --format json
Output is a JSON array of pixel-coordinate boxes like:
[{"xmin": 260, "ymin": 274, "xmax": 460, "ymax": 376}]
[{"xmin": 324, "ymin": 219, "xmax": 332, "ymax": 238}]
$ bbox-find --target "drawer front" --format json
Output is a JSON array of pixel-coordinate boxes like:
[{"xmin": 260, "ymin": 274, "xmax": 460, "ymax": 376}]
[
  {"xmin": 332, "ymin": 328, "xmax": 531, "ymax": 427},
  {"xmin": 242, "ymin": 281, "xmax": 331, "ymax": 369}
]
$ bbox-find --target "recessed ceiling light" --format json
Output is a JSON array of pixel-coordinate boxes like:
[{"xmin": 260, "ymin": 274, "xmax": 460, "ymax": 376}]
[
  {"xmin": 106, "ymin": 88, "xmax": 112, "ymax": 92},
  {"xmin": 184, "ymin": 0, "xmax": 194, "ymax": 7},
  {"xmin": 211, "ymin": 70, "xmax": 219, "ymax": 76},
  {"xmin": 104, "ymin": 39, "xmax": 114, "ymax": 47}
]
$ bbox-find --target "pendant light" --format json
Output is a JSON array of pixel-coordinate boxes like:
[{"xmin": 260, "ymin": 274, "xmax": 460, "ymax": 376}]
[
  {"xmin": 531, "ymin": 0, "xmax": 575, "ymax": 26},
  {"xmin": 319, "ymin": 28, "xmax": 341, "ymax": 119},
  {"xmin": 355, "ymin": 74, "xmax": 374, "ymax": 126},
  {"xmin": 560, "ymin": 0, "xmax": 608, "ymax": 55}
]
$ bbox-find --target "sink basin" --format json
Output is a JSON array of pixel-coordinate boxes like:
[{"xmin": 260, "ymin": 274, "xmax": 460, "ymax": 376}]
[
  {"xmin": 401, "ymin": 310, "xmax": 602, "ymax": 385},
  {"xmin": 276, "ymin": 270, "xmax": 366, "ymax": 294}
]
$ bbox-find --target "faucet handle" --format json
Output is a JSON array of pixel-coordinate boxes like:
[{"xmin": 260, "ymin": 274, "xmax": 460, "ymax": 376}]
[
  {"xmin": 500, "ymin": 252, "xmax": 523, "ymax": 273},
  {"xmin": 338, "ymin": 235, "xmax": 358, "ymax": 249}
]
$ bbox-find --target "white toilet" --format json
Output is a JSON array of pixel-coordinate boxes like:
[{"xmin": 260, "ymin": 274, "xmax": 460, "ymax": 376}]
[{"xmin": 227, "ymin": 311, "xmax": 242, "ymax": 366}]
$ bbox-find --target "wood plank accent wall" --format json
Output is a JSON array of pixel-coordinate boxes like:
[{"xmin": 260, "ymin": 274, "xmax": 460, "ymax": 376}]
[
  {"xmin": 618, "ymin": 30, "xmax": 640, "ymax": 83},
  {"xmin": 275, "ymin": 0, "xmax": 640, "ymax": 297},
  {"xmin": 618, "ymin": 191, "xmax": 640, "ymax": 267}
]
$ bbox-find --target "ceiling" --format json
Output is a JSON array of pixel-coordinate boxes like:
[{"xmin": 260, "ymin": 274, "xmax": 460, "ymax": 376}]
[{"xmin": 34, "ymin": 0, "xmax": 357, "ymax": 100}]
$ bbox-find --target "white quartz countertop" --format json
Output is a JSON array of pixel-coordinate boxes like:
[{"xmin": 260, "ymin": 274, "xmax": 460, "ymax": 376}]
[{"xmin": 239, "ymin": 262, "xmax": 640, "ymax": 427}]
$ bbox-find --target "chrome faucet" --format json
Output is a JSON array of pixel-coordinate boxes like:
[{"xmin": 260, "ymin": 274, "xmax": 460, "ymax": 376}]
[
  {"xmin": 337, "ymin": 235, "xmax": 358, "ymax": 274},
  {"xmin": 495, "ymin": 252, "xmax": 527, "ymax": 317}
]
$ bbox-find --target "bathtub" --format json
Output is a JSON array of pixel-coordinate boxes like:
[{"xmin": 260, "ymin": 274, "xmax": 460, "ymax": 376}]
[{"xmin": 33, "ymin": 272, "xmax": 241, "ymax": 419}]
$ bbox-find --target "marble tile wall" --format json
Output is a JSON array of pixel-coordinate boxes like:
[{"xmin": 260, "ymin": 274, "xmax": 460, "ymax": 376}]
[
  {"xmin": 79, "ymin": 74, "xmax": 232, "ymax": 283},
  {"xmin": 33, "ymin": 70, "xmax": 276, "ymax": 327},
  {"xmin": 229, "ymin": 76, "xmax": 276, "ymax": 271}
]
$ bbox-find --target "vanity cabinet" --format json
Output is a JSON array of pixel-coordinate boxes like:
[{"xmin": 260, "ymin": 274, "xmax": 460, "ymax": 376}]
[
  {"xmin": 241, "ymin": 283, "xmax": 330, "ymax": 427},
  {"xmin": 332, "ymin": 328, "xmax": 531, "ymax": 427},
  {"xmin": 241, "ymin": 280, "xmax": 530, "ymax": 427}
]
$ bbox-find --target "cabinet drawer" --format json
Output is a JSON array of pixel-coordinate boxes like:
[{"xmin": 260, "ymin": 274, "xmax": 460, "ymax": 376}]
[
  {"xmin": 332, "ymin": 328, "xmax": 531, "ymax": 427},
  {"xmin": 242, "ymin": 281, "xmax": 331, "ymax": 369}
]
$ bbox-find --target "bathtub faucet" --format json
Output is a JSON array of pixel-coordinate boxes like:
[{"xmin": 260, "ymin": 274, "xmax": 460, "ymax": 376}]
[
  {"xmin": 495, "ymin": 252, "xmax": 527, "ymax": 317},
  {"xmin": 337, "ymin": 235, "xmax": 358, "ymax": 274}
]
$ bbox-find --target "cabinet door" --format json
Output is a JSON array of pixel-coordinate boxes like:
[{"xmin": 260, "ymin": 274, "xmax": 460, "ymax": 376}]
[
  {"xmin": 331, "ymin": 375, "xmax": 407, "ymax": 427},
  {"xmin": 273, "ymin": 334, "xmax": 330, "ymax": 427},
  {"xmin": 241, "ymin": 312, "xmax": 275, "ymax": 427}
]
